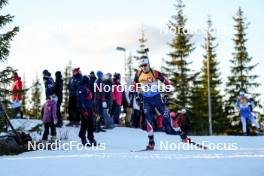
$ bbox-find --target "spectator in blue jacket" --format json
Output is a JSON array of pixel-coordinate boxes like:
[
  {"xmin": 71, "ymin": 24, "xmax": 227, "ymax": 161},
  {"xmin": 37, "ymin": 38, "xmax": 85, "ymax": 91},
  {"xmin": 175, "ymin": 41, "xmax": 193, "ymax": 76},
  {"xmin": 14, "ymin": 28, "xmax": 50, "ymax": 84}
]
[{"xmin": 42, "ymin": 70, "xmax": 54, "ymax": 99}]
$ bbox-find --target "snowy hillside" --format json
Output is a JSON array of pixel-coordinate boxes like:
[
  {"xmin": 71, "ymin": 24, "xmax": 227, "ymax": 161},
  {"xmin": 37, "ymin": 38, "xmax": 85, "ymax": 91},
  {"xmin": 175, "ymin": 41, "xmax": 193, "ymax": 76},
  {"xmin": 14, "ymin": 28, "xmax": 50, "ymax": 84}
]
[{"xmin": 0, "ymin": 120, "xmax": 264, "ymax": 176}]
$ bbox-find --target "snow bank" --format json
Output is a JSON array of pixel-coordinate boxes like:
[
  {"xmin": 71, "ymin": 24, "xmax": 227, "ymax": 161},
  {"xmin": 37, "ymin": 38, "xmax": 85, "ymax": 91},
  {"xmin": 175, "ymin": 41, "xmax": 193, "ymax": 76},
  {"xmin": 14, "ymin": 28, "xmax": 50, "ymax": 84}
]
[{"xmin": 0, "ymin": 121, "xmax": 263, "ymax": 176}]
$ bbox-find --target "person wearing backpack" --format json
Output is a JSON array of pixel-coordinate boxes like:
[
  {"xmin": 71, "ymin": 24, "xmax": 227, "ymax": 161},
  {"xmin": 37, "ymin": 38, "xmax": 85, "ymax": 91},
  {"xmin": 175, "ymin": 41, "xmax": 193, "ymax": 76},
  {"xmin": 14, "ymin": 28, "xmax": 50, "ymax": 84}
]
[
  {"xmin": 77, "ymin": 75, "xmax": 97, "ymax": 146},
  {"xmin": 132, "ymin": 56, "xmax": 191, "ymax": 150}
]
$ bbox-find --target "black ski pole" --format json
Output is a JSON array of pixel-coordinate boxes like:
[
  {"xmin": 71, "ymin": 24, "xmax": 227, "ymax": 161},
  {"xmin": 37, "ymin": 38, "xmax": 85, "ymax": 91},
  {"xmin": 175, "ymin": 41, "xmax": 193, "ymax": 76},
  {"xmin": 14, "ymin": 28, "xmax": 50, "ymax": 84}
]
[{"xmin": 0, "ymin": 103, "xmax": 23, "ymax": 144}]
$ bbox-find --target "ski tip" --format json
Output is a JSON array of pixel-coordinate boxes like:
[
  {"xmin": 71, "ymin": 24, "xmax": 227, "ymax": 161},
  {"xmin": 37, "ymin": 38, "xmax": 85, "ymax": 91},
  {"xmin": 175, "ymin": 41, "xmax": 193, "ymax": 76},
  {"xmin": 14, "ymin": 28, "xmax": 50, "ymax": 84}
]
[{"xmin": 130, "ymin": 149, "xmax": 156, "ymax": 152}]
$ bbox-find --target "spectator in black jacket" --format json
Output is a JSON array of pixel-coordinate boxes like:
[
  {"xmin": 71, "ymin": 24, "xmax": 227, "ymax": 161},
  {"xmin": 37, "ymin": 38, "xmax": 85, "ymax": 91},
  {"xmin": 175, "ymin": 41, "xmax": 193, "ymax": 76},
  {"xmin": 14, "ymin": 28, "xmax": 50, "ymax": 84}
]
[
  {"xmin": 67, "ymin": 67, "xmax": 82, "ymax": 127},
  {"xmin": 53, "ymin": 71, "xmax": 63, "ymax": 127},
  {"xmin": 102, "ymin": 73, "xmax": 114, "ymax": 129},
  {"xmin": 77, "ymin": 75, "xmax": 97, "ymax": 146},
  {"xmin": 94, "ymin": 71, "xmax": 107, "ymax": 132},
  {"xmin": 89, "ymin": 71, "xmax": 97, "ymax": 97}
]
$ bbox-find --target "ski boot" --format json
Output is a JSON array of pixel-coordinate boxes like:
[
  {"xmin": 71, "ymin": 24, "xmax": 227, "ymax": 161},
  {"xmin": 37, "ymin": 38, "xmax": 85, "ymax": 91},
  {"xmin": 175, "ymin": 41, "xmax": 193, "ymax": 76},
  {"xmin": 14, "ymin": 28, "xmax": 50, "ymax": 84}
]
[
  {"xmin": 146, "ymin": 135, "xmax": 155, "ymax": 150},
  {"xmin": 51, "ymin": 136, "xmax": 57, "ymax": 143},
  {"xmin": 55, "ymin": 123, "xmax": 63, "ymax": 128},
  {"xmin": 182, "ymin": 136, "xmax": 191, "ymax": 143},
  {"xmin": 81, "ymin": 137, "xmax": 88, "ymax": 146},
  {"xmin": 88, "ymin": 139, "xmax": 98, "ymax": 146}
]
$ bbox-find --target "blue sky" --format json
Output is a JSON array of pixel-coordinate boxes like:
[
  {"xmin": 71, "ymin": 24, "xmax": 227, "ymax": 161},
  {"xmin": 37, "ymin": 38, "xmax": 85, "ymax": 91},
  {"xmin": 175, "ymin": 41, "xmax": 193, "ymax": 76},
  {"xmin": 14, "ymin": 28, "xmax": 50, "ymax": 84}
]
[{"xmin": 1, "ymin": 0, "xmax": 263, "ymax": 103}]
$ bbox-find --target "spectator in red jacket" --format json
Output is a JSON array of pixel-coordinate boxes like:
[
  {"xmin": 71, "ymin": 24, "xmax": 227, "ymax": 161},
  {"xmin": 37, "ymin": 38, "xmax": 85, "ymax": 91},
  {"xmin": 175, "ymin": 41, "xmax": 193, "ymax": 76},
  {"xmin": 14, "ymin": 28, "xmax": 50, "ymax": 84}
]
[
  {"xmin": 10, "ymin": 72, "xmax": 23, "ymax": 118},
  {"xmin": 170, "ymin": 108, "xmax": 191, "ymax": 135},
  {"xmin": 10, "ymin": 72, "xmax": 22, "ymax": 101}
]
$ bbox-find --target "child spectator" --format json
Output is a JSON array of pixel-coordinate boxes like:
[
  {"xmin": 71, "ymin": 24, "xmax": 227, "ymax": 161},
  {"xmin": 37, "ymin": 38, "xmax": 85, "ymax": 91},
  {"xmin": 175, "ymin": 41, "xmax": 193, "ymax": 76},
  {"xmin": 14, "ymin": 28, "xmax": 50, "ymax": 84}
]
[{"xmin": 41, "ymin": 95, "xmax": 58, "ymax": 142}]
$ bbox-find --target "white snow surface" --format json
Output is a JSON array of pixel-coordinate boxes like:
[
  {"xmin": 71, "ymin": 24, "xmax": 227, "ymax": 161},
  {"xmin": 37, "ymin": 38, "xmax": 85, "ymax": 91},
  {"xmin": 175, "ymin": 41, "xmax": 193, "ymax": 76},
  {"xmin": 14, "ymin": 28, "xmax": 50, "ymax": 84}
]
[
  {"xmin": 0, "ymin": 120, "xmax": 264, "ymax": 176},
  {"xmin": 9, "ymin": 119, "xmax": 43, "ymax": 131}
]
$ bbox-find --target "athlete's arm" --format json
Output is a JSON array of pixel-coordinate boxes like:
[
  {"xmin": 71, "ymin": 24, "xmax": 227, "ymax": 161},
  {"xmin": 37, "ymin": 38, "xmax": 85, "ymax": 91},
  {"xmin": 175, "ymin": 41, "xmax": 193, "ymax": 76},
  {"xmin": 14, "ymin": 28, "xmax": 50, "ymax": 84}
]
[{"xmin": 155, "ymin": 70, "xmax": 170, "ymax": 86}]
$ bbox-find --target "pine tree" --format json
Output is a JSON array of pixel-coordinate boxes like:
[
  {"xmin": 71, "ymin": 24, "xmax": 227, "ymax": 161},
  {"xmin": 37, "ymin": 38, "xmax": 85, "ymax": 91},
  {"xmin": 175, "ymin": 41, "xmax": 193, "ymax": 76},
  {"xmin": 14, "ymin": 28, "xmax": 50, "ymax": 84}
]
[
  {"xmin": 29, "ymin": 74, "xmax": 42, "ymax": 119},
  {"xmin": 189, "ymin": 79, "xmax": 204, "ymax": 134},
  {"xmin": 0, "ymin": 0, "xmax": 19, "ymax": 131},
  {"xmin": 0, "ymin": 0, "xmax": 19, "ymax": 62},
  {"xmin": 166, "ymin": 0, "xmax": 195, "ymax": 110},
  {"xmin": 225, "ymin": 7, "xmax": 260, "ymax": 128},
  {"xmin": 0, "ymin": 0, "xmax": 19, "ymax": 103},
  {"xmin": 0, "ymin": 67, "xmax": 15, "ymax": 105},
  {"xmin": 62, "ymin": 61, "xmax": 72, "ymax": 119},
  {"xmin": 160, "ymin": 58, "xmax": 170, "ymax": 78}
]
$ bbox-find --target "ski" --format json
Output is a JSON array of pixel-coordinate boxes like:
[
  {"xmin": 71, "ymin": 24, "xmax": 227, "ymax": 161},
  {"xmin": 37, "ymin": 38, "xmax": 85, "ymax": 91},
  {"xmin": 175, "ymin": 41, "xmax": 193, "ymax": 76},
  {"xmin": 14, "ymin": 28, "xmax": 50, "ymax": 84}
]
[
  {"xmin": 130, "ymin": 149, "xmax": 156, "ymax": 152},
  {"xmin": 190, "ymin": 141, "xmax": 208, "ymax": 150},
  {"xmin": 256, "ymin": 131, "xmax": 264, "ymax": 135}
]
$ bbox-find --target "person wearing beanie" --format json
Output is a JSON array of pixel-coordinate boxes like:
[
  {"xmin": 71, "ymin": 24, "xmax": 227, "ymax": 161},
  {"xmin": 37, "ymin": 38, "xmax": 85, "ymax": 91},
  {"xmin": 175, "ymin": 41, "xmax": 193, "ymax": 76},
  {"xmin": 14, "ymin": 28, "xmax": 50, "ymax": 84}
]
[
  {"xmin": 96, "ymin": 71, "xmax": 103, "ymax": 78},
  {"xmin": 89, "ymin": 71, "xmax": 97, "ymax": 100},
  {"xmin": 67, "ymin": 67, "xmax": 82, "ymax": 127},
  {"xmin": 42, "ymin": 69, "xmax": 54, "ymax": 99},
  {"xmin": 132, "ymin": 55, "xmax": 191, "ymax": 150},
  {"xmin": 94, "ymin": 70, "xmax": 107, "ymax": 132},
  {"xmin": 77, "ymin": 75, "xmax": 97, "ymax": 146}
]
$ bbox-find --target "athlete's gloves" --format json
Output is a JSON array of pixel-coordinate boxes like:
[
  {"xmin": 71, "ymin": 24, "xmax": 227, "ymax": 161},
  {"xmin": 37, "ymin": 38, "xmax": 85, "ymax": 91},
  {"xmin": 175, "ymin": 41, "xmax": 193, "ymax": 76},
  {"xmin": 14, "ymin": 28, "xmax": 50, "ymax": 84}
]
[{"xmin": 83, "ymin": 111, "xmax": 89, "ymax": 119}]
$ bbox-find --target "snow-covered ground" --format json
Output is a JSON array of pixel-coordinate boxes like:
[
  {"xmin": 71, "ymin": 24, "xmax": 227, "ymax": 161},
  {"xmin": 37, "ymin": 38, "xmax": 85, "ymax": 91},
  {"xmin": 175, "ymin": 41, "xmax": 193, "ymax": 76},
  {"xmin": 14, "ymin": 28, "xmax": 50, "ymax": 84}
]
[{"xmin": 0, "ymin": 120, "xmax": 264, "ymax": 176}]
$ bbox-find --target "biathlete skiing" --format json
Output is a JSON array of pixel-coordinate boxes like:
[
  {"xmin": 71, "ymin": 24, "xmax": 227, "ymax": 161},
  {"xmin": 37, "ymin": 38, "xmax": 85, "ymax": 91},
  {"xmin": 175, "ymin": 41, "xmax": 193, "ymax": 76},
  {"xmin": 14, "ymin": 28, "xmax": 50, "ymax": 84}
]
[{"xmin": 132, "ymin": 55, "xmax": 191, "ymax": 150}]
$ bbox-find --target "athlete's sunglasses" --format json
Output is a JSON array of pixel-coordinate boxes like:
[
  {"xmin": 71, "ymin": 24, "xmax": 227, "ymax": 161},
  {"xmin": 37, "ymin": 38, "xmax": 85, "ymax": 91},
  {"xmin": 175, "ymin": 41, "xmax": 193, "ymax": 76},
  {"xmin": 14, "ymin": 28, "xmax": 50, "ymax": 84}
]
[{"xmin": 140, "ymin": 64, "xmax": 148, "ymax": 68}]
